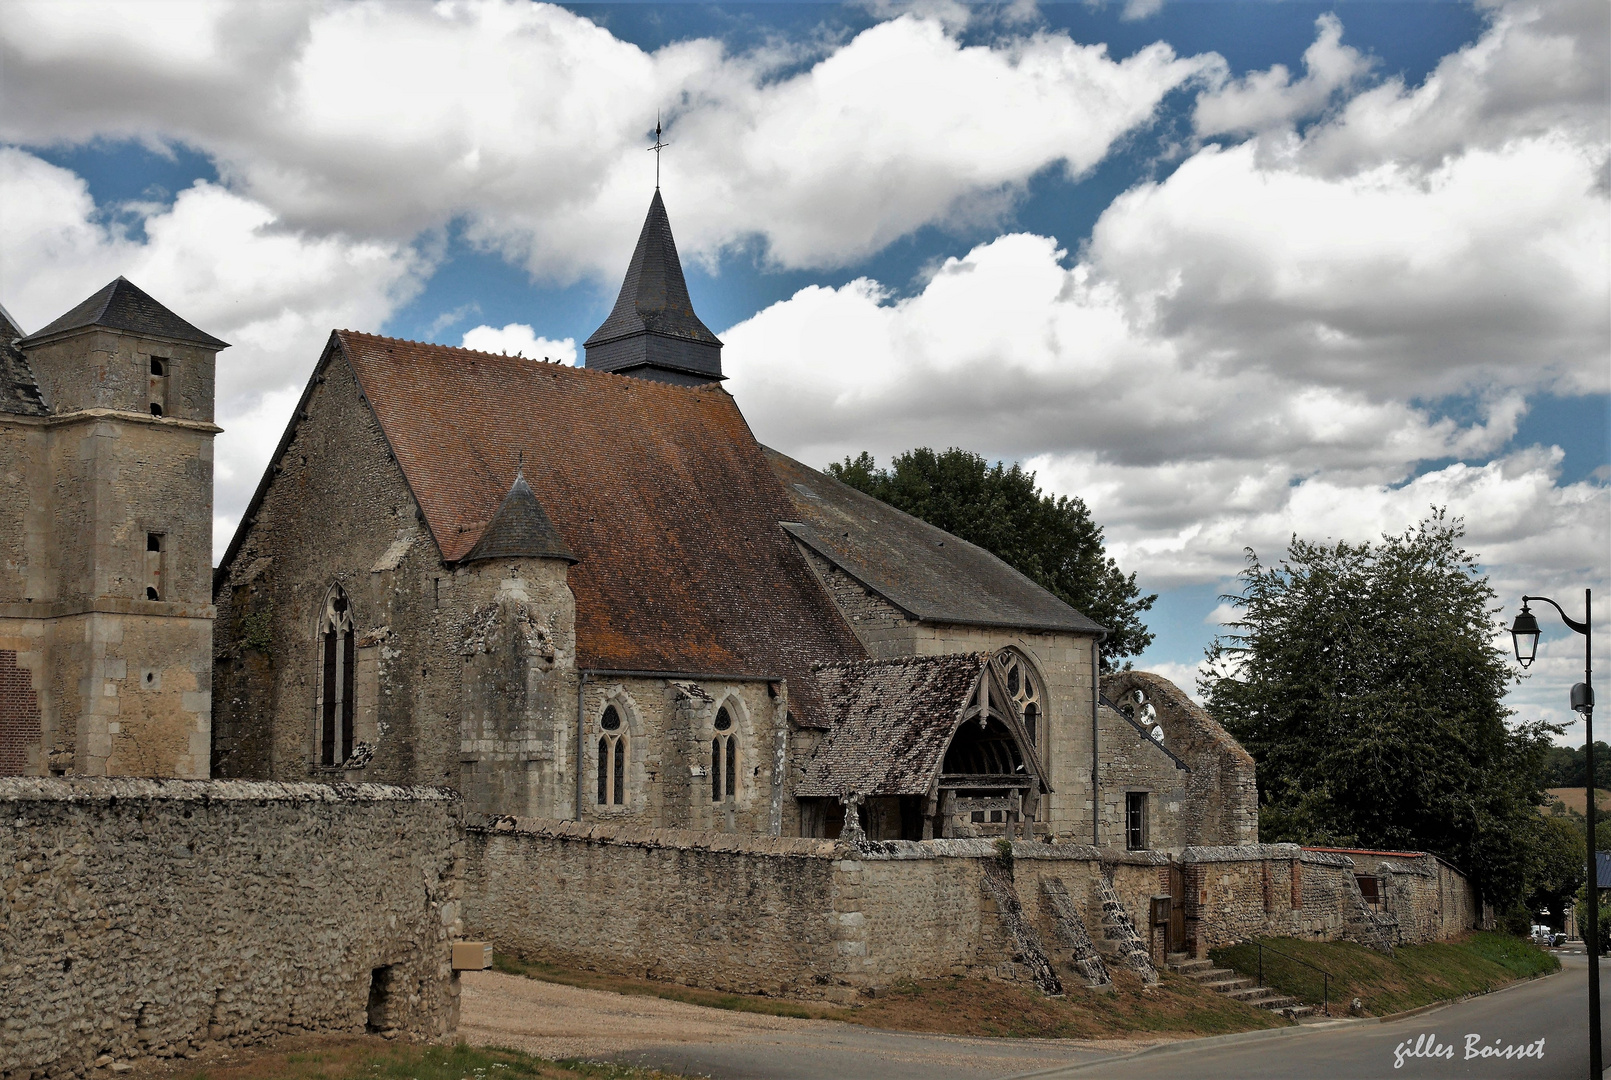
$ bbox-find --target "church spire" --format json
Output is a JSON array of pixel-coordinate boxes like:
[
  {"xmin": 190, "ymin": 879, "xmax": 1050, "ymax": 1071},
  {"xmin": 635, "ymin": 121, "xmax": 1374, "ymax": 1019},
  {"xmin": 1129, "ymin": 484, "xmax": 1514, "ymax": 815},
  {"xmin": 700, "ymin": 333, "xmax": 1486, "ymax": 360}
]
[{"xmin": 582, "ymin": 191, "xmax": 724, "ymax": 386}]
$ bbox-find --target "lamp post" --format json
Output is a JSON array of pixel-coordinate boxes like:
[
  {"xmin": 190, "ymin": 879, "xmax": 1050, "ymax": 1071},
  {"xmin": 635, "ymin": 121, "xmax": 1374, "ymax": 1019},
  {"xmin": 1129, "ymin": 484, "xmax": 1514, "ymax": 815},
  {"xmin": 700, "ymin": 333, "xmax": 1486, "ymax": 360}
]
[{"xmin": 1510, "ymin": 590, "xmax": 1595, "ymax": 1078}]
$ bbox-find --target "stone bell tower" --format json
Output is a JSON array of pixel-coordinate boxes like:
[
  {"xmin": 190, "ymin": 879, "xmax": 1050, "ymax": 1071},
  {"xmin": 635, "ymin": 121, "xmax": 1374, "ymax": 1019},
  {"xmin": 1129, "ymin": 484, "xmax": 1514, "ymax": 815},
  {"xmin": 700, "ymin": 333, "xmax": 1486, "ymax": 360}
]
[{"xmin": 0, "ymin": 278, "xmax": 226, "ymax": 777}]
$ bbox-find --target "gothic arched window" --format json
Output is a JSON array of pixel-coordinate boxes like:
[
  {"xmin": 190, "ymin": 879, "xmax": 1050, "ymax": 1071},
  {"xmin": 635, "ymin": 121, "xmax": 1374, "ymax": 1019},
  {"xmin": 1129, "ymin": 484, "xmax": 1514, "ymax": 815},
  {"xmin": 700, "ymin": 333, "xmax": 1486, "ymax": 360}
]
[
  {"xmin": 318, "ymin": 585, "xmax": 355, "ymax": 766},
  {"xmin": 597, "ymin": 704, "xmax": 628, "ymax": 807},
  {"xmin": 992, "ymin": 649, "xmax": 1044, "ymax": 748},
  {"xmin": 711, "ymin": 705, "xmax": 736, "ymax": 802}
]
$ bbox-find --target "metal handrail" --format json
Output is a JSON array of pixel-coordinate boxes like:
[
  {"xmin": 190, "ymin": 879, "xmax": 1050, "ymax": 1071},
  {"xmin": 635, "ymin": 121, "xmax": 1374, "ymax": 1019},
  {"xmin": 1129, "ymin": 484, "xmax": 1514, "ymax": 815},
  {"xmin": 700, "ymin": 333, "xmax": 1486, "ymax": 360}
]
[{"xmin": 1256, "ymin": 941, "xmax": 1334, "ymax": 1017}]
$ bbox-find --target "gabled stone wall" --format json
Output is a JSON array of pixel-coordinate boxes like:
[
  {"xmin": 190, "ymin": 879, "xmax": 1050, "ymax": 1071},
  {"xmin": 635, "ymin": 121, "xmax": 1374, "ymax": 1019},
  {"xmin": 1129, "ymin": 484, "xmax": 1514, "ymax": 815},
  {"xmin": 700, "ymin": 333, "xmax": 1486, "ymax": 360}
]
[{"xmin": 0, "ymin": 778, "xmax": 463, "ymax": 1076}]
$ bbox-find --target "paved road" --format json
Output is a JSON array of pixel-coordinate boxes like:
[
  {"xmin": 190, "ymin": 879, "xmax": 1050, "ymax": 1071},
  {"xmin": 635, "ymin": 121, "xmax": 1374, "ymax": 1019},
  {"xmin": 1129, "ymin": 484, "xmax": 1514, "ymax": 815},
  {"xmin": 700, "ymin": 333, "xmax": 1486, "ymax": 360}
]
[
  {"xmin": 465, "ymin": 951, "xmax": 1599, "ymax": 1080},
  {"xmin": 1024, "ymin": 949, "xmax": 1599, "ymax": 1080}
]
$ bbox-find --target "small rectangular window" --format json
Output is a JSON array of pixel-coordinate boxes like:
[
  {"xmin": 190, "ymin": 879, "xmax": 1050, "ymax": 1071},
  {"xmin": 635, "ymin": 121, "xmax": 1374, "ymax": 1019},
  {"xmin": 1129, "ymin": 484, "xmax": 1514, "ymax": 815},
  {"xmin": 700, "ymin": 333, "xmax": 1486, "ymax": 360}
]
[
  {"xmin": 1126, "ymin": 791, "xmax": 1148, "ymax": 851},
  {"xmin": 144, "ymin": 533, "xmax": 164, "ymax": 600}
]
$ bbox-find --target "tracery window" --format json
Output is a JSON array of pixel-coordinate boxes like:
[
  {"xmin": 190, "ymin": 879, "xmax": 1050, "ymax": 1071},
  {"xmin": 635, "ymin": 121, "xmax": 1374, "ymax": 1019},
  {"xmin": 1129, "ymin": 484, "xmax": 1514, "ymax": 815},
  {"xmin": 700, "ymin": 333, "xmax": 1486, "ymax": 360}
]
[
  {"xmin": 597, "ymin": 705, "xmax": 628, "ymax": 806},
  {"xmin": 992, "ymin": 649, "xmax": 1043, "ymax": 747},
  {"xmin": 711, "ymin": 706, "xmax": 736, "ymax": 802},
  {"xmin": 318, "ymin": 585, "xmax": 355, "ymax": 767}
]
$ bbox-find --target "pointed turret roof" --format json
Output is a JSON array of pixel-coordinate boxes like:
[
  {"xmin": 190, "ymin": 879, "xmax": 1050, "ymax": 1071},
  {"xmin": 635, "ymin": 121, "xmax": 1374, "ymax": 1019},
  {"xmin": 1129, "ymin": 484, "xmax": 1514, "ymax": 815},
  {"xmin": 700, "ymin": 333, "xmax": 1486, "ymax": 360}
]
[
  {"xmin": 583, "ymin": 191, "xmax": 723, "ymax": 384},
  {"xmin": 462, "ymin": 468, "xmax": 578, "ymax": 564},
  {"xmin": 19, "ymin": 277, "xmax": 228, "ymax": 349}
]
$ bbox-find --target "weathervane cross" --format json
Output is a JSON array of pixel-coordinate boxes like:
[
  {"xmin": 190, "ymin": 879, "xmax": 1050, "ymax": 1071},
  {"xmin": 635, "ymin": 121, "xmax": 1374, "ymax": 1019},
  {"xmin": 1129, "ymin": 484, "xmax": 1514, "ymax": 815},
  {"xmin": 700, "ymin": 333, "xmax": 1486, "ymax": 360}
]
[{"xmin": 647, "ymin": 113, "xmax": 669, "ymax": 189}]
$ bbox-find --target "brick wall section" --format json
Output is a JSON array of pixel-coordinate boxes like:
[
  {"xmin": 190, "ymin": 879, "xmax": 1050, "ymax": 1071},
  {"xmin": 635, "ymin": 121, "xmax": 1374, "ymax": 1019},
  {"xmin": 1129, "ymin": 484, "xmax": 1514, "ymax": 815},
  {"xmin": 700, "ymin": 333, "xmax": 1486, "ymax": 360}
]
[
  {"xmin": 462, "ymin": 818, "xmax": 1165, "ymax": 1000},
  {"xmin": 0, "ymin": 777, "xmax": 463, "ymax": 1075},
  {"xmin": 0, "ymin": 649, "xmax": 41, "ymax": 775}
]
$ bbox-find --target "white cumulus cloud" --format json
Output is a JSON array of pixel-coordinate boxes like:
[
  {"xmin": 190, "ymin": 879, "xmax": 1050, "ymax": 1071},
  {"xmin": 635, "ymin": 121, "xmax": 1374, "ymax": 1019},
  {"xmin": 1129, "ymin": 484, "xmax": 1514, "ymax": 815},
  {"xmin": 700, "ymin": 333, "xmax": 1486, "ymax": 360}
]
[{"xmin": 460, "ymin": 323, "xmax": 576, "ymax": 364}]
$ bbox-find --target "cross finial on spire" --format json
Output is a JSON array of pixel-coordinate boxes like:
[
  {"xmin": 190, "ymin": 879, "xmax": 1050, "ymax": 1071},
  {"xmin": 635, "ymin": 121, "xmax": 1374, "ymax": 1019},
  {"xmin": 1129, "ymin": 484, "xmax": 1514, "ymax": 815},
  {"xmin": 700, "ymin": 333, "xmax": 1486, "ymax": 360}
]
[{"xmin": 648, "ymin": 111, "xmax": 669, "ymax": 189}]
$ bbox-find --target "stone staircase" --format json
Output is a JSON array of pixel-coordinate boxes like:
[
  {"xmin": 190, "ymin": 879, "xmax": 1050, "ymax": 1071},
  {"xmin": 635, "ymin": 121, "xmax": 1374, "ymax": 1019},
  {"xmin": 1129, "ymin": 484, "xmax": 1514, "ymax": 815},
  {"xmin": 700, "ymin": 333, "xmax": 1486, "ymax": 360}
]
[{"xmin": 1165, "ymin": 953, "xmax": 1316, "ymax": 1019}]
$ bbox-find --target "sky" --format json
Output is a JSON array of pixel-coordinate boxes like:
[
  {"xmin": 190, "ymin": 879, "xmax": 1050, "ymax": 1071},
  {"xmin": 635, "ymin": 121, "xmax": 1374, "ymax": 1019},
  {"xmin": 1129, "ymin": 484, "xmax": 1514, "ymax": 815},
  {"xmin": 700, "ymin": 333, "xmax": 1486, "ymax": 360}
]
[{"xmin": 1, "ymin": 0, "xmax": 1606, "ymax": 742}]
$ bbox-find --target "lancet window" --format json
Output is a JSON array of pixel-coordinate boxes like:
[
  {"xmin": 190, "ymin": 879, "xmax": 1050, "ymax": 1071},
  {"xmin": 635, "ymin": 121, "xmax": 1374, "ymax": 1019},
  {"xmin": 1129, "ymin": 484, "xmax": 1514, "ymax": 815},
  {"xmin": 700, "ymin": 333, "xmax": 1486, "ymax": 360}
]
[
  {"xmin": 596, "ymin": 704, "xmax": 628, "ymax": 807},
  {"xmin": 318, "ymin": 585, "xmax": 356, "ymax": 767},
  {"xmin": 711, "ymin": 706, "xmax": 736, "ymax": 802}
]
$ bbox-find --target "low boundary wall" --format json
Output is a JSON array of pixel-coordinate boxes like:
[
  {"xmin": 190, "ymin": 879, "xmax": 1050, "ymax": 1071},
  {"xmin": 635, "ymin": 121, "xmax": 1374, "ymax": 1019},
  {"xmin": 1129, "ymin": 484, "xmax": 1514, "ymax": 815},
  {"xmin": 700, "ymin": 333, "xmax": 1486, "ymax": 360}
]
[
  {"xmin": 1, "ymin": 778, "xmax": 463, "ymax": 1077},
  {"xmin": 463, "ymin": 817, "xmax": 1171, "ymax": 1000}
]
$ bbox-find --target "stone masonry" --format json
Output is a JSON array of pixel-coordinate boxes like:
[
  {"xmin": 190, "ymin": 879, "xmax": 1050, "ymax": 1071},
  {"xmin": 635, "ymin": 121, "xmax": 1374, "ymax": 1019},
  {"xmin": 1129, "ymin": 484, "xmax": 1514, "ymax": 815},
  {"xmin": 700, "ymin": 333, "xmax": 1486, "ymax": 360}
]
[{"xmin": 0, "ymin": 777, "xmax": 463, "ymax": 1077}]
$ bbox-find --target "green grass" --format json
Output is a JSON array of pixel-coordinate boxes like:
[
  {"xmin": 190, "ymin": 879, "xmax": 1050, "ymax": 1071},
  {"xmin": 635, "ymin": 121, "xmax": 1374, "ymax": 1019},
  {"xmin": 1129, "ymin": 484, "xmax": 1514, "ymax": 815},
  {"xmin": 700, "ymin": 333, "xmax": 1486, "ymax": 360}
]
[{"xmin": 1210, "ymin": 932, "xmax": 1560, "ymax": 1017}]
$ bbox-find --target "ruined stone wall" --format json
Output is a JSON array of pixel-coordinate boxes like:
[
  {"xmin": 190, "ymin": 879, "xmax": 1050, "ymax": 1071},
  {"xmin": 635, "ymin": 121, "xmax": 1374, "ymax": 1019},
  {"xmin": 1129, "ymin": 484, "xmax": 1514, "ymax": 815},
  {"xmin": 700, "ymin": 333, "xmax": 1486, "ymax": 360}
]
[
  {"xmin": 1182, "ymin": 844, "xmax": 1387, "ymax": 954},
  {"xmin": 1336, "ymin": 851, "xmax": 1481, "ymax": 943},
  {"xmin": 0, "ymin": 777, "xmax": 462, "ymax": 1076},
  {"xmin": 464, "ymin": 819, "xmax": 1156, "ymax": 999},
  {"xmin": 1102, "ymin": 672, "xmax": 1257, "ymax": 849},
  {"xmin": 1094, "ymin": 703, "xmax": 1193, "ymax": 854}
]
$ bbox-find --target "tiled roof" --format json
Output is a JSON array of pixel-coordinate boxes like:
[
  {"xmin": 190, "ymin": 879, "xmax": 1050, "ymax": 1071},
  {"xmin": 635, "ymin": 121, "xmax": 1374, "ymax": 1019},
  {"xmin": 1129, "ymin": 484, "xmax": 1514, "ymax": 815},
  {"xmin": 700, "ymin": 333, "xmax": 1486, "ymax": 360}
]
[
  {"xmin": 585, "ymin": 191, "xmax": 722, "ymax": 351},
  {"xmin": 796, "ymin": 654, "xmax": 988, "ymax": 797},
  {"xmin": 333, "ymin": 332, "xmax": 864, "ymax": 723},
  {"xmin": 0, "ymin": 303, "xmax": 48, "ymax": 416},
  {"xmin": 18, "ymin": 277, "xmax": 228, "ymax": 349},
  {"xmin": 463, "ymin": 470, "xmax": 577, "ymax": 564},
  {"xmin": 767, "ymin": 450, "xmax": 1106, "ymax": 635}
]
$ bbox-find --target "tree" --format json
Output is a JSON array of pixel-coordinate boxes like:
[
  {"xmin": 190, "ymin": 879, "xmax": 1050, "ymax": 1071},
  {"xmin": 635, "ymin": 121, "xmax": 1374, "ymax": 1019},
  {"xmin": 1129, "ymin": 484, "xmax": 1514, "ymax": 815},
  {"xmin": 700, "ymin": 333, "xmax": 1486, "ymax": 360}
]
[
  {"xmin": 1542, "ymin": 742, "xmax": 1611, "ymax": 791},
  {"xmin": 1198, "ymin": 511, "xmax": 1555, "ymax": 910},
  {"xmin": 1530, "ymin": 815, "xmax": 1586, "ymax": 929},
  {"xmin": 828, "ymin": 448, "xmax": 1155, "ymax": 667}
]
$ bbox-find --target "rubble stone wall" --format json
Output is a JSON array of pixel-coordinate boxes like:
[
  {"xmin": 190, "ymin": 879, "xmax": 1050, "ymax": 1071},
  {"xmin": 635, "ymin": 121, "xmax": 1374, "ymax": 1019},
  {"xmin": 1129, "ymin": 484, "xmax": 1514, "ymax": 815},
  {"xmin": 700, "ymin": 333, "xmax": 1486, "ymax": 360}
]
[
  {"xmin": 1340, "ymin": 851, "xmax": 1482, "ymax": 943},
  {"xmin": 0, "ymin": 778, "xmax": 463, "ymax": 1077},
  {"xmin": 463, "ymin": 818, "xmax": 1162, "ymax": 999}
]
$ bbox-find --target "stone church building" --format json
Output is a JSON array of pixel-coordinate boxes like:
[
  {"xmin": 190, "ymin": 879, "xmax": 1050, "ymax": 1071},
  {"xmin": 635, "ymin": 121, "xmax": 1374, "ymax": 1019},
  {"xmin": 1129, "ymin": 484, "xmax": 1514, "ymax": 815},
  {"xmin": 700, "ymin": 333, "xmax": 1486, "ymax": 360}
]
[
  {"xmin": 204, "ymin": 190, "xmax": 1255, "ymax": 847},
  {"xmin": 1, "ymin": 191, "xmax": 1256, "ymax": 850}
]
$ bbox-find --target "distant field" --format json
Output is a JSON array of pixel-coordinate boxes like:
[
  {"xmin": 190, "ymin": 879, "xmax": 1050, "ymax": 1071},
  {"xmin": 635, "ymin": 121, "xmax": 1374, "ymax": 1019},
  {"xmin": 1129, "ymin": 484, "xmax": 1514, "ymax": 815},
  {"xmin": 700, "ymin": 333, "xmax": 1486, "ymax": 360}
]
[{"xmin": 1543, "ymin": 787, "xmax": 1611, "ymax": 816}]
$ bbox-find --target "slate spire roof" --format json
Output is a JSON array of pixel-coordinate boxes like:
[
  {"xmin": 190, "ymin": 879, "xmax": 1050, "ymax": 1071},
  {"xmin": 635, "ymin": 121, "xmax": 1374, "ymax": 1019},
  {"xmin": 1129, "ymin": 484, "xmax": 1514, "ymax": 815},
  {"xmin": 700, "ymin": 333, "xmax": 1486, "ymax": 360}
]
[
  {"xmin": 462, "ymin": 467, "xmax": 578, "ymax": 564},
  {"xmin": 583, "ymin": 191, "xmax": 723, "ymax": 383},
  {"xmin": 18, "ymin": 277, "xmax": 228, "ymax": 349}
]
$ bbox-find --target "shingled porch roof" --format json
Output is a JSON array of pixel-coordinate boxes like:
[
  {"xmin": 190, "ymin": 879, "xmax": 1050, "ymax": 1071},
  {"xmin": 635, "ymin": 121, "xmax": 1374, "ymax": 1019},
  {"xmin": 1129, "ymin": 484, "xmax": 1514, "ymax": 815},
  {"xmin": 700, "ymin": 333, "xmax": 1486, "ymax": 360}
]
[
  {"xmin": 797, "ymin": 653, "xmax": 1040, "ymax": 798},
  {"xmin": 329, "ymin": 331, "xmax": 864, "ymax": 724}
]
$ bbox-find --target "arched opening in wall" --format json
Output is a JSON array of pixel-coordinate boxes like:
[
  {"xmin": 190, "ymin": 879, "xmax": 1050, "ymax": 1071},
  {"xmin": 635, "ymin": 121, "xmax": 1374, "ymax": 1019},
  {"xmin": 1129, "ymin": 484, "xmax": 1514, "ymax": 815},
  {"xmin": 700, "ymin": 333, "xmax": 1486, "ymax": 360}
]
[
  {"xmin": 937, "ymin": 710, "xmax": 1036, "ymax": 836},
  {"xmin": 317, "ymin": 585, "xmax": 356, "ymax": 767},
  {"xmin": 711, "ymin": 705, "xmax": 737, "ymax": 803},
  {"xmin": 596, "ymin": 704, "xmax": 628, "ymax": 807}
]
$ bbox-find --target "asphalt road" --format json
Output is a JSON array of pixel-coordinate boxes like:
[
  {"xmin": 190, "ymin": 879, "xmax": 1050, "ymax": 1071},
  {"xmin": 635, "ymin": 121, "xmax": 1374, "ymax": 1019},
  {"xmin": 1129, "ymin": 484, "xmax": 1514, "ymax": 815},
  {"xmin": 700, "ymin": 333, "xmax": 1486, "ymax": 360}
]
[
  {"xmin": 600, "ymin": 950, "xmax": 1599, "ymax": 1080},
  {"xmin": 1023, "ymin": 949, "xmax": 1600, "ymax": 1080}
]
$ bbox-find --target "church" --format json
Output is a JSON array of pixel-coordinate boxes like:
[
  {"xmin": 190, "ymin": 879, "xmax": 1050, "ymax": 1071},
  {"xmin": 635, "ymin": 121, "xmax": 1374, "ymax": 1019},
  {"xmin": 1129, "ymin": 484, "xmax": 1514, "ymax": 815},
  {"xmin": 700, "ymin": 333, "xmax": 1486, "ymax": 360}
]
[{"xmin": 3, "ymin": 189, "xmax": 1256, "ymax": 850}]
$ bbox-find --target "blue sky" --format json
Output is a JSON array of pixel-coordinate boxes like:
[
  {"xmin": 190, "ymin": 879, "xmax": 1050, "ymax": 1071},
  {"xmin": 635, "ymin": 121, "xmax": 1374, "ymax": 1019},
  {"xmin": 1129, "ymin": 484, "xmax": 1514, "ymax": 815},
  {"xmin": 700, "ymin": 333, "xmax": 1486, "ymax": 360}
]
[{"xmin": 1, "ymin": 0, "xmax": 1605, "ymax": 738}]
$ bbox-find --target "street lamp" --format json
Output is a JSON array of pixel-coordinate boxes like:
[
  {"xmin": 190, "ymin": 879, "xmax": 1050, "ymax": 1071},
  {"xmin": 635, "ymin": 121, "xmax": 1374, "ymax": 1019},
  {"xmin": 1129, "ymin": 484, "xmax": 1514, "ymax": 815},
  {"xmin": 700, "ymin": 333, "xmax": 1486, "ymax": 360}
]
[{"xmin": 1510, "ymin": 590, "xmax": 1594, "ymax": 1078}]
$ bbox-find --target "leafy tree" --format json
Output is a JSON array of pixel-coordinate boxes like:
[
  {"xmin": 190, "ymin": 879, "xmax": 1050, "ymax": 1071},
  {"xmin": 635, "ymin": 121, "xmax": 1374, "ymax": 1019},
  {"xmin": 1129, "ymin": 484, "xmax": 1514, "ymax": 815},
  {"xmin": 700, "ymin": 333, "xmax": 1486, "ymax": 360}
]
[
  {"xmin": 1529, "ymin": 815, "xmax": 1586, "ymax": 928},
  {"xmin": 1542, "ymin": 742, "xmax": 1611, "ymax": 790},
  {"xmin": 828, "ymin": 448, "xmax": 1155, "ymax": 667},
  {"xmin": 1199, "ymin": 511, "xmax": 1554, "ymax": 909}
]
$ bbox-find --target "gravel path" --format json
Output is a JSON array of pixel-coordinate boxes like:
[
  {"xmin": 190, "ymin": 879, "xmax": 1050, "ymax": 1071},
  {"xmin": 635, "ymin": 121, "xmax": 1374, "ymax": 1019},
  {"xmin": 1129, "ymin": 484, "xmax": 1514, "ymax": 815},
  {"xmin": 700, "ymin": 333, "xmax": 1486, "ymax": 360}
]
[{"xmin": 458, "ymin": 972, "xmax": 1161, "ymax": 1080}]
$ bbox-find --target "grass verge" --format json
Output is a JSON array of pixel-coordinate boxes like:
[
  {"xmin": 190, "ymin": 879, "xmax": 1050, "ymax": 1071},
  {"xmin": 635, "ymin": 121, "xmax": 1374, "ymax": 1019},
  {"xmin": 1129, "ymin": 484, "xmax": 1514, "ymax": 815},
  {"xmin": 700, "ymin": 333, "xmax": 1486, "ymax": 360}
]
[
  {"xmin": 1210, "ymin": 932, "xmax": 1560, "ymax": 1017},
  {"xmin": 154, "ymin": 1038, "xmax": 688, "ymax": 1080},
  {"xmin": 493, "ymin": 954, "xmax": 1287, "ymax": 1040}
]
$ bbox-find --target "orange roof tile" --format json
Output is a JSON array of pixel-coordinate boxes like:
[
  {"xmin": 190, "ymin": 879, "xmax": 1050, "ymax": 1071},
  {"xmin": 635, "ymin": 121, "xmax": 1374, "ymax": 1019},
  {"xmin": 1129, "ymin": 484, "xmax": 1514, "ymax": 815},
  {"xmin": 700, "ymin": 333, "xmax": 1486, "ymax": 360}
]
[{"xmin": 336, "ymin": 331, "xmax": 863, "ymax": 722}]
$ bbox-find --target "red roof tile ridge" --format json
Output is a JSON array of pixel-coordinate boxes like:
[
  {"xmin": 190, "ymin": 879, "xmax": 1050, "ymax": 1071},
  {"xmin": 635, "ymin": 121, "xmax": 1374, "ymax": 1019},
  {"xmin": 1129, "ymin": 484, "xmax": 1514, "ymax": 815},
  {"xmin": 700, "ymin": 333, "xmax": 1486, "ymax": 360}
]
[{"xmin": 335, "ymin": 328, "xmax": 730, "ymax": 392}]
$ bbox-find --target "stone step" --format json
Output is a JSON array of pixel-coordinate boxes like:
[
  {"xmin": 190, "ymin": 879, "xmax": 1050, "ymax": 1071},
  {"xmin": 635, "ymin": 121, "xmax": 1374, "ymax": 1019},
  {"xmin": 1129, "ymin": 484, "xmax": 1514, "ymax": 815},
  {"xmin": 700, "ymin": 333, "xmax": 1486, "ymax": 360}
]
[
  {"xmin": 1222, "ymin": 984, "xmax": 1278, "ymax": 1001},
  {"xmin": 1167, "ymin": 958, "xmax": 1214, "ymax": 975},
  {"xmin": 1248, "ymin": 992, "xmax": 1300, "ymax": 1010},
  {"xmin": 1181, "ymin": 967, "xmax": 1239, "ymax": 982},
  {"xmin": 1198, "ymin": 976, "xmax": 1255, "ymax": 992}
]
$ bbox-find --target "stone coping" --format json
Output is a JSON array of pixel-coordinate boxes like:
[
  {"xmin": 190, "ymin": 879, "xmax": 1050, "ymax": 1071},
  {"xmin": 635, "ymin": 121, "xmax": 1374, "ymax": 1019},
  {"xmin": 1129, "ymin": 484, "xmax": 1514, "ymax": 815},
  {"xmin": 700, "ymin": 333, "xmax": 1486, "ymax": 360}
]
[
  {"xmin": 467, "ymin": 815, "xmax": 1170, "ymax": 864},
  {"xmin": 1182, "ymin": 842, "xmax": 1356, "ymax": 868},
  {"xmin": 0, "ymin": 776, "xmax": 460, "ymax": 804}
]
